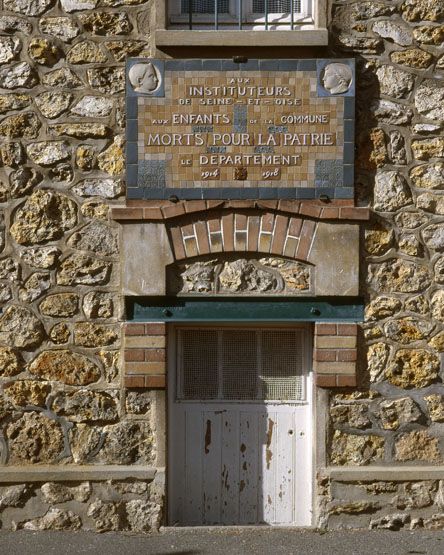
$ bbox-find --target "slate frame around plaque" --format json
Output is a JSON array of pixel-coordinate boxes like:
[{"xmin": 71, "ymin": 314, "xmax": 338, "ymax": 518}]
[{"xmin": 126, "ymin": 58, "xmax": 355, "ymax": 200}]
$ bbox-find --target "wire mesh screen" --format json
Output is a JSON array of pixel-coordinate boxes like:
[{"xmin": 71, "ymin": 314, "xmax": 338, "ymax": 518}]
[
  {"xmin": 260, "ymin": 330, "xmax": 304, "ymax": 401},
  {"xmin": 222, "ymin": 330, "xmax": 258, "ymax": 399},
  {"xmin": 181, "ymin": 0, "xmax": 230, "ymax": 13},
  {"xmin": 178, "ymin": 328, "xmax": 306, "ymax": 401},
  {"xmin": 180, "ymin": 329, "xmax": 219, "ymax": 399}
]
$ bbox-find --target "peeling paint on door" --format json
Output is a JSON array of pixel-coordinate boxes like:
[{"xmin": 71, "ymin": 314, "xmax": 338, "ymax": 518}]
[
  {"xmin": 204, "ymin": 419, "xmax": 211, "ymax": 454},
  {"xmin": 169, "ymin": 325, "xmax": 313, "ymax": 526},
  {"xmin": 265, "ymin": 418, "xmax": 274, "ymax": 470},
  {"xmin": 170, "ymin": 406, "xmax": 312, "ymax": 525}
]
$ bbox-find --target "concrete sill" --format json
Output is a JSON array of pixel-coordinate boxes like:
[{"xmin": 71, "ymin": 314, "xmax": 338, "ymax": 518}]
[
  {"xmin": 155, "ymin": 29, "xmax": 328, "ymax": 47},
  {"xmin": 326, "ymin": 466, "xmax": 444, "ymax": 481},
  {"xmin": 0, "ymin": 465, "xmax": 157, "ymax": 483}
]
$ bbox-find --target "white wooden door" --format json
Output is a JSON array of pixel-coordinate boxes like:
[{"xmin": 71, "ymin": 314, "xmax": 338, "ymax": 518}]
[{"xmin": 168, "ymin": 326, "xmax": 313, "ymax": 526}]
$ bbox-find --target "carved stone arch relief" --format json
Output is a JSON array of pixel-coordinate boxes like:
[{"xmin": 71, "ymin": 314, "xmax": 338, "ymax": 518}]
[
  {"xmin": 167, "ymin": 254, "xmax": 314, "ymax": 296},
  {"xmin": 120, "ymin": 211, "xmax": 360, "ymax": 298}
]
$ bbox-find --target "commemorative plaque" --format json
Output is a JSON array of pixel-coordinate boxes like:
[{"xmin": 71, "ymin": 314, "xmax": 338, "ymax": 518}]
[{"xmin": 126, "ymin": 59, "xmax": 355, "ymax": 200}]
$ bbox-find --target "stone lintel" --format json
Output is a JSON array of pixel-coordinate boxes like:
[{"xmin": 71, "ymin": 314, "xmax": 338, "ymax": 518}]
[
  {"xmin": 326, "ymin": 466, "xmax": 444, "ymax": 481},
  {"xmin": 0, "ymin": 465, "xmax": 158, "ymax": 483}
]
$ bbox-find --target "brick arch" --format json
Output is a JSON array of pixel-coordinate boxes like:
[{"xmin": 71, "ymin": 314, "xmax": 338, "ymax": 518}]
[{"xmin": 168, "ymin": 211, "xmax": 318, "ymax": 262}]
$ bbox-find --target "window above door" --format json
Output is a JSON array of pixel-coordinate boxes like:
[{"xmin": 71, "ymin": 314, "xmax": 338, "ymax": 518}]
[
  {"xmin": 154, "ymin": 0, "xmax": 328, "ymax": 46},
  {"xmin": 176, "ymin": 326, "xmax": 310, "ymax": 402}
]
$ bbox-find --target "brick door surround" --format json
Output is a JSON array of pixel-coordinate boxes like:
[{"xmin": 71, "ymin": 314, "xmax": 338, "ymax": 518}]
[
  {"xmin": 123, "ymin": 320, "xmax": 359, "ymax": 388},
  {"xmin": 115, "ymin": 199, "xmax": 366, "ymax": 389}
]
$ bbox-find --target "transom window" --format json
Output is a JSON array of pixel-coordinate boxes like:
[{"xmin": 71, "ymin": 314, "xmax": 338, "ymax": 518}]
[
  {"xmin": 176, "ymin": 327, "xmax": 309, "ymax": 402},
  {"xmin": 170, "ymin": 0, "xmax": 313, "ymax": 30}
]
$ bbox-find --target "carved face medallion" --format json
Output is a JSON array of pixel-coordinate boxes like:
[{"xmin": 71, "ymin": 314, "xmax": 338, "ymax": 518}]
[
  {"xmin": 321, "ymin": 63, "xmax": 353, "ymax": 95},
  {"xmin": 128, "ymin": 62, "xmax": 161, "ymax": 94}
]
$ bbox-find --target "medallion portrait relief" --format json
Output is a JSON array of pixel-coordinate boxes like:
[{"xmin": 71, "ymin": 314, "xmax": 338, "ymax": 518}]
[
  {"xmin": 321, "ymin": 62, "xmax": 353, "ymax": 95},
  {"xmin": 128, "ymin": 62, "xmax": 161, "ymax": 94}
]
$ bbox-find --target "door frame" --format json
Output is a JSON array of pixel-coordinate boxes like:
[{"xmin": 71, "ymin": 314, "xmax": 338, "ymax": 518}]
[{"xmin": 166, "ymin": 321, "xmax": 316, "ymax": 526}]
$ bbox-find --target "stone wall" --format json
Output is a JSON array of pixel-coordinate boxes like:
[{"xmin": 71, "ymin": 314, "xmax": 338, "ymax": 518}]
[
  {"xmin": 0, "ymin": 0, "xmax": 444, "ymax": 532},
  {"xmin": 320, "ymin": 477, "xmax": 444, "ymax": 530},
  {"xmin": 321, "ymin": 0, "xmax": 444, "ymax": 530},
  {"xmin": 0, "ymin": 478, "xmax": 162, "ymax": 532},
  {"xmin": 0, "ymin": 0, "xmax": 160, "ymax": 531}
]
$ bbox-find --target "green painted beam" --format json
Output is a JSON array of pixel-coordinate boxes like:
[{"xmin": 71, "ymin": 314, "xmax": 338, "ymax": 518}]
[{"xmin": 126, "ymin": 297, "xmax": 364, "ymax": 322}]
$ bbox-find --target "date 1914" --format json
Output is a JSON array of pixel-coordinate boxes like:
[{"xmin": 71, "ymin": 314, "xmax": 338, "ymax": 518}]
[{"xmin": 201, "ymin": 169, "xmax": 220, "ymax": 180}]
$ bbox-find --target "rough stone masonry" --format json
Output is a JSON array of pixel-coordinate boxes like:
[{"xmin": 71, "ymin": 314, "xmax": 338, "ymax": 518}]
[{"xmin": 0, "ymin": 0, "xmax": 443, "ymax": 532}]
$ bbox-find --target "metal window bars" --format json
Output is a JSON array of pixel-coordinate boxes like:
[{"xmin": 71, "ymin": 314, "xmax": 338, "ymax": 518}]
[{"xmin": 181, "ymin": 0, "xmax": 309, "ymax": 30}]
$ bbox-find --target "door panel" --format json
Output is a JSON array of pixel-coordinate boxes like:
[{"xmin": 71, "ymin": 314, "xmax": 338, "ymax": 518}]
[
  {"xmin": 202, "ymin": 410, "xmax": 223, "ymax": 524},
  {"xmin": 275, "ymin": 411, "xmax": 294, "ymax": 523},
  {"xmin": 184, "ymin": 411, "xmax": 203, "ymax": 524},
  {"xmin": 239, "ymin": 411, "xmax": 259, "ymax": 524},
  {"xmin": 169, "ymin": 325, "xmax": 313, "ymax": 526},
  {"xmin": 220, "ymin": 410, "xmax": 240, "ymax": 524}
]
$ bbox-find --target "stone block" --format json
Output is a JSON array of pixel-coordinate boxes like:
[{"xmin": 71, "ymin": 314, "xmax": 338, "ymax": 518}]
[
  {"xmin": 125, "ymin": 362, "xmax": 165, "ymax": 375},
  {"xmin": 125, "ymin": 336, "xmax": 166, "ymax": 349},
  {"xmin": 121, "ymin": 223, "xmax": 173, "ymax": 296},
  {"xmin": 315, "ymin": 336, "xmax": 357, "ymax": 349},
  {"xmin": 308, "ymin": 222, "xmax": 359, "ymax": 296},
  {"xmin": 315, "ymin": 361, "xmax": 356, "ymax": 374}
]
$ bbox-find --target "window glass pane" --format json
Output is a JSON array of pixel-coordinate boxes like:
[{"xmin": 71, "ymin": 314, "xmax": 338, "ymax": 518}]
[
  {"xmin": 181, "ymin": 0, "xmax": 230, "ymax": 14},
  {"xmin": 252, "ymin": 0, "xmax": 302, "ymax": 12}
]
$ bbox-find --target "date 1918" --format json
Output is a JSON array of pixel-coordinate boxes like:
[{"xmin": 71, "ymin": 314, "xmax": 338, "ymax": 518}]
[{"xmin": 262, "ymin": 168, "xmax": 280, "ymax": 179}]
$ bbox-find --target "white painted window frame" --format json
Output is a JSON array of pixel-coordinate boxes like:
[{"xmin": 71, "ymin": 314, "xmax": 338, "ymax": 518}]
[{"xmin": 155, "ymin": 0, "xmax": 328, "ymax": 46}]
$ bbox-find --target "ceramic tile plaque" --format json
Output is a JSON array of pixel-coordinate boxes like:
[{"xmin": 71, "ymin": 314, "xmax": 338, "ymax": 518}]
[{"xmin": 126, "ymin": 59, "xmax": 355, "ymax": 200}]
